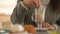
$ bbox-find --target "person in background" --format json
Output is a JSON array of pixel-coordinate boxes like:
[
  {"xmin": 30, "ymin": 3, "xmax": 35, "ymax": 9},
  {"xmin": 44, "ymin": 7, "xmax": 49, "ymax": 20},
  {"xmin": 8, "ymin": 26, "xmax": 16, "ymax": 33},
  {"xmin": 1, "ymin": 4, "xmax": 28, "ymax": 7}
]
[{"xmin": 44, "ymin": 0, "xmax": 60, "ymax": 30}]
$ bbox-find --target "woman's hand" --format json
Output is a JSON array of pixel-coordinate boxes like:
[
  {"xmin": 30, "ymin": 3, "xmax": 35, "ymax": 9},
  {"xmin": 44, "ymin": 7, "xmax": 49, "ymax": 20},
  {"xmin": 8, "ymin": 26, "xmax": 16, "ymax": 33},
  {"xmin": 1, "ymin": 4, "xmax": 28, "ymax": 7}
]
[
  {"xmin": 42, "ymin": 22, "xmax": 56, "ymax": 30},
  {"xmin": 22, "ymin": 0, "xmax": 40, "ymax": 8}
]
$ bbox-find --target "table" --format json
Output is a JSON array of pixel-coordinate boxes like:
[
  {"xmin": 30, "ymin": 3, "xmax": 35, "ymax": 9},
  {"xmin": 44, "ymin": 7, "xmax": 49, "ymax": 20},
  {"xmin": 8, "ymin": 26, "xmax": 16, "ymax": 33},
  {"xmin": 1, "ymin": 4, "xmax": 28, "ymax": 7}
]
[{"xmin": 36, "ymin": 30, "xmax": 49, "ymax": 34}]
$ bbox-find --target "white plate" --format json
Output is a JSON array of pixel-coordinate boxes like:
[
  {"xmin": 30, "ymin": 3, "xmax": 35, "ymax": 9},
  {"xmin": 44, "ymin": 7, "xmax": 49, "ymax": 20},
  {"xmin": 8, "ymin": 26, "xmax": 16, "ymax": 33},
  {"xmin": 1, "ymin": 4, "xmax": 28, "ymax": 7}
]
[{"xmin": 36, "ymin": 28, "xmax": 49, "ymax": 30}]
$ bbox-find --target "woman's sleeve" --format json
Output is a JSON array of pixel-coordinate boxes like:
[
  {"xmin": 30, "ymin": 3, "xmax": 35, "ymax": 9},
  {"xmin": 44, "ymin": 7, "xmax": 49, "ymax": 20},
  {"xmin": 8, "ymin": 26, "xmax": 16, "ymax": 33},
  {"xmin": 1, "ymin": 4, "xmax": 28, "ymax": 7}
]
[{"xmin": 11, "ymin": 2, "xmax": 27, "ymax": 24}]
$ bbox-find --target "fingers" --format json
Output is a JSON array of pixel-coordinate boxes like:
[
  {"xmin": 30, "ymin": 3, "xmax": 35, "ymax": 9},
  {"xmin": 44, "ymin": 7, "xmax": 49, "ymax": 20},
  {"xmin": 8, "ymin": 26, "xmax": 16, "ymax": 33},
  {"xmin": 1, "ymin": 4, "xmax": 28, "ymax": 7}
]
[
  {"xmin": 33, "ymin": 0, "xmax": 40, "ymax": 8},
  {"xmin": 29, "ymin": 0, "xmax": 35, "ymax": 8},
  {"xmin": 36, "ymin": 0, "xmax": 40, "ymax": 8},
  {"xmin": 23, "ymin": 0, "xmax": 40, "ymax": 8},
  {"xmin": 42, "ymin": 23, "xmax": 51, "ymax": 28}
]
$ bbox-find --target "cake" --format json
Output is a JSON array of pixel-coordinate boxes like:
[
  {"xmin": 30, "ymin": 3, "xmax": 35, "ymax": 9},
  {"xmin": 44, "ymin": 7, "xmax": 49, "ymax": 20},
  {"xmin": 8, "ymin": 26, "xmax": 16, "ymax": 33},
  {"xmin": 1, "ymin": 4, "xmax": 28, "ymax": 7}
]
[{"xmin": 24, "ymin": 25, "xmax": 36, "ymax": 34}]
